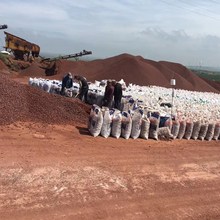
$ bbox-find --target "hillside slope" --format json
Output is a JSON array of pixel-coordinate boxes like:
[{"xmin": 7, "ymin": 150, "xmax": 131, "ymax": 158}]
[
  {"xmin": 4, "ymin": 53, "xmax": 217, "ymax": 93},
  {"xmin": 46, "ymin": 54, "xmax": 220, "ymax": 93}
]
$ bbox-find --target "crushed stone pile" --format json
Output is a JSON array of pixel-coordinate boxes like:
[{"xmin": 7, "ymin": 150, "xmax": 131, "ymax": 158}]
[{"xmin": 0, "ymin": 73, "xmax": 90, "ymax": 126}]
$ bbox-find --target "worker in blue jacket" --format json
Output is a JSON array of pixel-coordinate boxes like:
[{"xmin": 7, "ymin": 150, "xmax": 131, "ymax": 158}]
[{"xmin": 61, "ymin": 72, "xmax": 73, "ymax": 95}]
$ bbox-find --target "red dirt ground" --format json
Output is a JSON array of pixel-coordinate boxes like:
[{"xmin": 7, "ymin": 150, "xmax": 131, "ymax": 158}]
[
  {"xmin": 0, "ymin": 55, "xmax": 220, "ymax": 220},
  {"xmin": 1, "ymin": 123, "xmax": 220, "ymax": 220}
]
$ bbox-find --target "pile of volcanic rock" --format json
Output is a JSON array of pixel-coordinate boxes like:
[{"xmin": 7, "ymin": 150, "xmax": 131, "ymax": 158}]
[{"xmin": 0, "ymin": 73, "xmax": 90, "ymax": 126}]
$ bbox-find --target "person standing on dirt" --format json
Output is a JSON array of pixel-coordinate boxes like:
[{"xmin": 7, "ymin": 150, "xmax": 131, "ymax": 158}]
[
  {"xmin": 102, "ymin": 80, "xmax": 114, "ymax": 108},
  {"xmin": 74, "ymin": 75, "xmax": 89, "ymax": 103},
  {"xmin": 113, "ymin": 81, "xmax": 123, "ymax": 110},
  {"xmin": 61, "ymin": 72, "xmax": 73, "ymax": 95}
]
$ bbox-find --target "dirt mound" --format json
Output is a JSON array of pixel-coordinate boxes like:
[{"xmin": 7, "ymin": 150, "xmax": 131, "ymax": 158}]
[
  {"xmin": 0, "ymin": 60, "xmax": 8, "ymax": 70},
  {"xmin": 19, "ymin": 62, "xmax": 46, "ymax": 77},
  {"xmin": 0, "ymin": 73, "xmax": 90, "ymax": 126},
  {"xmin": 8, "ymin": 53, "xmax": 220, "ymax": 93},
  {"xmin": 158, "ymin": 61, "xmax": 220, "ymax": 92},
  {"xmin": 0, "ymin": 60, "xmax": 11, "ymax": 74},
  {"xmin": 49, "ymin": 53, "xmax": 219, "ymax": 93},
  {"xmin": 200, "ymin": 77, "xmax": 220, "ymax": 92}
]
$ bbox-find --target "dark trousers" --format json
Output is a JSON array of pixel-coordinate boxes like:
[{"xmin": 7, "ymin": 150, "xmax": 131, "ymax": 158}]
[
  {"xmin": 78, "ymin": 87, "xmax": 88, "ymax": 102},
  {"xmin": 114, "ymin": 98, "xmax": 121, "ymax": 110},
  {"xmin": 102, "ymin": 99, "xmax": 113, "ymax": 108}
]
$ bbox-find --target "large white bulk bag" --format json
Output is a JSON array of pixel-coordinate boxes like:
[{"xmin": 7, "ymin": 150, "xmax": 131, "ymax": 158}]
[
  {"xmin": 31, "ymin": 78, "xmax": 40, "ymax": 88},
  {"xmin": 38, "ymin": 80, "xmax": 44, "ymax": 90},
  {"xmin": 140, "ymin": 116, "xmax": 150, "ymax": 140},
  {"xmin": 177, "ymin": 120, "xmax": 186, "ymax": 139},
  {"xmin": 49, "ymin": 83, "xmax": 60, "ymax": 94},
  {"xmin": 184, "ymin": 121, "xmax": 194, "ymax": 140},
  {"xmin": 101, "ymin": 108, "xmax": 114, "ymax": 138},
  {"xmin": 42, "ymin": 81, "xmax": 51, "ymax": 93},
  {"xmin": 88, "ymin": 105, "xmax": 103, "ymax": 137},
  {"xmin": 65, "ymin": 88, "xmax": 73, "ymax": 97},
  {"xmin": 171, "ymin": 120, "xmax": 180, "ymax": 139},
  {"xmin": 29, "ymin": 77, "xmax": 33, "ymax": 86},
  {"xmin": 111, "ymin": 109, "xmax": 122, "ymax": 139},
  {"xmin": 122, "ymin": 102, "xmax": 130, "ymax": 112},
  {"xmin": 198, "ymin": 123, "xmax": 208, "ymax": 141},
  {"xmin": 123, "ymin": 98, "xmax": 137, "ymax": 112},
  {"xmin": 205, "ymin": 123, "xmax": 215, "ymax": 141},
  {"xmin": 213, "ymin": 123, "xmax": 220, "ymax": 141},
  {"xmin": 130, "ymin": 110, "xmax": 143, "ymax": 139},
  {"xmin": 121, "ymin": 111, "xmax": 132, "ymax": 139},
  {"xmin": 191, "ymin": 121, "xmax": 201, "ymax": 140}
]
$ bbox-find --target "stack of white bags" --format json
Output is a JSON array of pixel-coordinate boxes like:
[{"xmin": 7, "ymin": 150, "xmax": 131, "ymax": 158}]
[
  {"xmin": 29, "ymin": 77, "xmax": 220, "ymax": 141},
  {"xmin": 88, "ymin": 104, "xmax": 220, "ymax": 141}
]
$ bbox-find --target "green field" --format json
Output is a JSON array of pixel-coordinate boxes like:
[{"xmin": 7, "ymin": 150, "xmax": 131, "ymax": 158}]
[{"xmin": 189, "ymin": 68, "xmax": 220, "ymax": 82}]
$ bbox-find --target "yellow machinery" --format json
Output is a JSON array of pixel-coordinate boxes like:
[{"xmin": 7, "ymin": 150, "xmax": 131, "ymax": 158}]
[{"xmin": 4, "ymin": 31, "xmax": 40, "ymax": 60}]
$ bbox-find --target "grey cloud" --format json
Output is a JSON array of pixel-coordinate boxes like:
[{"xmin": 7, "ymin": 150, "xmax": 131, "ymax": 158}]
[
  {"xmin": 138, "ymin": 27, "xmax": 220, "ymax": 66},
  {"xmin": 141, "ymin": 27, "xmax": 189, "ymax": 42},
  {"xmin": 1, "ymin": 0, "xmax": 220, "ymax": 67}
]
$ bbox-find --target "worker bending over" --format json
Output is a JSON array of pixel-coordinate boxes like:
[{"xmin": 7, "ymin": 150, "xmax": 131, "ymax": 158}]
[{"xmin": 74, "ymin": 75, "xmax": 89, "ymax": 102}]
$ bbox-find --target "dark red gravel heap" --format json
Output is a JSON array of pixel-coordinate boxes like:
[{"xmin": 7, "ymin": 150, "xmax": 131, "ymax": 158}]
[
  {"xmin": 50, "ymin": 53, "xmax": 220, "ymax": 93},
  {"xmin": 0, "ymin": 73, "xmax": 90, "ymax": 126}
]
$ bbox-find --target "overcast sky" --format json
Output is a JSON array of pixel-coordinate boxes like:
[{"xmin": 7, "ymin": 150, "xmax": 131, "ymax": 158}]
[{"xmin": 1, "ymin": 0, "xmax": 220, "ymax": 67}]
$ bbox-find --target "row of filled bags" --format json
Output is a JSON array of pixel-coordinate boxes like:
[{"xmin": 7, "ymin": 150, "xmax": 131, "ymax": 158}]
[{"xmin": 88, "ymin": 105, "xmax": 220, "ymax": 141}]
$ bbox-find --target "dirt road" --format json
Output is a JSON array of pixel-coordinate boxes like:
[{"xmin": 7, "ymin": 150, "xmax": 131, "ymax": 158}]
[{"xmin": 0, "ymin": 122, "xmax": 220, "ymax": 220}]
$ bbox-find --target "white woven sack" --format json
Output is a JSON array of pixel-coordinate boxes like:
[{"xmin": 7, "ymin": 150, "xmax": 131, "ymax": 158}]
[
  {"xmin": 149, "ymin": 116, "xmax": 160, "ymax": 140},
  {"xmin": 121, "ymin": 111, "xmax": 132, "ymax": 139},
  {"xmin": 171, "ymin": 120, "xmax": 180, "ymax": 139},
  {"xmin": 205, "ymin": 123, "xmax": 215, "ymax": 141},
  {"xmin": 88, "ymin": 104, "xmax": 98, "ymax": 129},
  {"xmin": 88, "ymin": 105, "xmax": 103, "ymax": 137},
  {"xmin": 130, "ymin": 110, "xmax": 143, "ymax": 139},
  {"xmin": 213, "ymin": 123, "xmax": 220, "ymax": 140},
  {"xmin": 198, "ymin": 124, "xmax": 208, "ymax": 141},
  {"xmin": 42, "ymin": 81, "xmax": 51, "ymax": 93},
  {"xmin": 191, "ymin": 121, "xmax": 201, "ymax": 140},
  {"xmin": 177, "ymin": 120, "xmax": 186, "ymax": 139},
  {"xmin": 184, "ymin": 121, "xmax": 194, "ymax": 140},
  {"xmin": 140, "ymin": 116, "xmax": 150, "ymax": 140},
  {"xmin": 111, "ymin": 110, "xmax": 122, "ymax": 139},
  {"xmin": 101, "ymin": 108, "xmax": 114, "ymax": 138}
]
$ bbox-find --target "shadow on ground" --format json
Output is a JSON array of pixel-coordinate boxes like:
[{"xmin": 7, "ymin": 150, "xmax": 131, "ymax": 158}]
[{"xmin": 76, "ymin": 126, "xmax": 90, "ymax": 136}]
